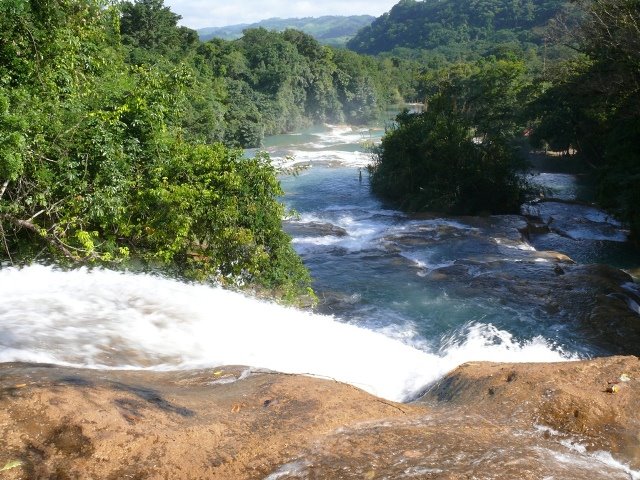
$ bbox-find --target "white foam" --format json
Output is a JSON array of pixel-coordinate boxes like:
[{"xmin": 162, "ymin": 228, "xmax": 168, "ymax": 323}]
[
  {"xmin": 493, "ymin": 237, "xmax": 537, "ymax": 251},
  {"xmin": 0, "ymin": 266, "xmax": 574, "ymax": 402},
  {"xmin": 438, "ymin": 323, "xmax": 577, "ymax": 368},
  {"xmin": 292, "ymin": 235, "xmax": 344, "ymax": 252},
  {"xmin": 399, "ymin": 251, "xmax": 455, "ymax": 272},
  {"xmin": 315, "ymin": 124, "xmax": 380, "ymax": 145},
  {"xmin": 271, "ymin": 149, "xmax": 372, "ymax": 168},
  {"xmin": 524, "ymin": 201, "xmax": 629, "ymax": 242},
  {"xmin": 290, "ymin": 212, "xmax": 392, "ymax": 253},
  {"xmin": 265, "ymin": 460, "xmax": 311, "ymax": 480},
  {"xmin": 557, "ymin": 439, "xmax": 640, "ymax": 478},
  {"xmin": 533, "ymin": 425, "xmax": 640, "ymax": 478},
  {"xmin": 405, "ymin": 218, "xmax": 476, "ymax": 231},
  {"xmin": 265, "ymin": 124, "xmax": 381, "ymax": 169}
]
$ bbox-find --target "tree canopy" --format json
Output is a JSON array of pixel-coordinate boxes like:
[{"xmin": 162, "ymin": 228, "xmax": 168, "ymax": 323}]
[
  {"xmin": 364, "ymin": 0, "xmax": 640, "ymax": 241},
  {"xmin": 528, "ymin": 0, "xmax": 640, "ymax": 239},
  {"xmin": 347, "ymin": 0, "xmax": 569, "ymax": 63},
  {"xmin": 0, "ymin": 0, "xmax": 320, "ymax": 301},
  {"xmin": 2, "ymin": 0, "xmax": 638, "ymax": 301},
  {"xmin": 370, "ymin": 58, "xmax": 531, "ymax": 214}
]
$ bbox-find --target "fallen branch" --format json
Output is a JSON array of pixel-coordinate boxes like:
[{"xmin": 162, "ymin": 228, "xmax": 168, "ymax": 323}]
[
  {"xmin": 0, "ymin": 214, "xmax": 80, "ymax": 261},
  {"xmin": 0, "ymin": 180, "xmax": 8, "ymax": 200},
  {"xmin": 0, "ymin": 222, "xmax": 13, "ymax": 265}
]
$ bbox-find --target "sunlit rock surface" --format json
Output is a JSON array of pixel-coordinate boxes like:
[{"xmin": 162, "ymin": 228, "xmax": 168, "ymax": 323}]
[{"xmin": 1, "ymin": 357, "xmax": 639, "ymax": 479}]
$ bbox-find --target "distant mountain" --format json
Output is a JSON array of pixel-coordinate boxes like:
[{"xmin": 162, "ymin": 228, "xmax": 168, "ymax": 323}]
[
  {"xmin": 347, "ymin": 0, "xmax": 569, "ymax": 57},
  {"xmin": 198, "ymin": 15, "xmax": 375, "ymax": 47}
]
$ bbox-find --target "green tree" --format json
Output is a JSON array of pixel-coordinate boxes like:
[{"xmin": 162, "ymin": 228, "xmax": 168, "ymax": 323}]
[
  {"xmin": 120, "ymin": 0, "xmax": 199, "ymax": 61},
  {"xmin": 371, "ymin": 58, "xmax": 531, "ymax": 214},
  {"xmin": 529, "ymin": 0, "xmax": 640, "ymax": 239},
  {"xmin": 370, "ymin": 105, "xmax": 526, "ymax": 214},
  {"xmin": 347, "ymin": 0, "xmax": 566, "ymax": 61},
  {"xmin": 0, "ymin": 0, "xmax": 312, "ymax": 301}
]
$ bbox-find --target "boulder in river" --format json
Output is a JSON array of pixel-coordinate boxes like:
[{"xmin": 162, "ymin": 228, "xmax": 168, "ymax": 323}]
[{"xmin": 284, "ymin": 220, "xmax": 348, "ymax": 238}]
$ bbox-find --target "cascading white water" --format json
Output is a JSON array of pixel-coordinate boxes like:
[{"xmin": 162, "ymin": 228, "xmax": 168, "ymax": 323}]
[{"xmin": 0, "ymin": 265, "xmax": 573, "ymax": 402}]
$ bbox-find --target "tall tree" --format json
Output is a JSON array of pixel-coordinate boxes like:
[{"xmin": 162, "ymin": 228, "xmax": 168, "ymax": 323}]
[
  {"xmin": 530, "ymin": 0, "xmax": 640, "ymax": 238},
  {"xmin": 370, "ymin": 58, "xmax": 531, "ymax": 214},
  {"xmin": 120, "ymin": 0, "xmax": 198, "ymax": 61}
]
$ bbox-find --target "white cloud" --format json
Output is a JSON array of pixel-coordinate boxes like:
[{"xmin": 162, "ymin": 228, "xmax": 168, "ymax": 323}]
[{"xmin": 164, "ymin": 0, "xmax": 397, "ymax": 29}]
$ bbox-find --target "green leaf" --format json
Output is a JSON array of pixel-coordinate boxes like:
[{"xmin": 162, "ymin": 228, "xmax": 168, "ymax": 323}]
[{"xmin": 0, "ymin": 460, "xmax": 22, "ymax": 472}]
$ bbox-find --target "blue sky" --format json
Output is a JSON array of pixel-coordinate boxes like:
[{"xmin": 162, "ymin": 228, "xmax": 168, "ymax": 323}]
[{"xmin": 164, "ymin": 0, "xmax": 398, "ymax": 29}]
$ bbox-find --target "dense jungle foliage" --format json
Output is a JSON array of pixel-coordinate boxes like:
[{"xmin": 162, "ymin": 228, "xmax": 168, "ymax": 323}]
[
  {"xmin": 370, "ymin": 59, "xmax": 531, "ymax": 214},
  {"xmin": 365, "ymin": 0, "xmax": 639, "ymax": 238},
  {"xmin": 117, "ymin": 1, "xmax": 413, "ymax": 147},
  {"xmin": 529, "ymin": 0, "xmax": 640, "ymax": 240},
  {"xmin": 0, "ymin": 0, "xmax": 413, "ymax": 301},
  {"xmin": 1, "ymin": 0, "xmax": 638, "ymax": 301},
  {"xmin": 347, "ymin": 0, "xmax": 570, "ymax": 62}
]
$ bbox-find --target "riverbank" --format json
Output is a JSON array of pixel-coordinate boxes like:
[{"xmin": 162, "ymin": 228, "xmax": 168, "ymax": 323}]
[{"xmin": 1, "ymin": 358, "xmax": 639, "ymax": 479}]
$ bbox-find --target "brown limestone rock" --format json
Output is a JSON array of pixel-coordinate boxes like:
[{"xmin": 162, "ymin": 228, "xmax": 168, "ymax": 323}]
[
  {"xmin": 422, "ymin": 356, "xmax": 640, "ymax": 468},
  {"xmin": 1, "ymin": 358, "xmax": 639, "ymax": 479}
]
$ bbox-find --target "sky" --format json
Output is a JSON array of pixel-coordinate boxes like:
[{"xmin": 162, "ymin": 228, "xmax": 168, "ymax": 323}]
[{"xmin": 164, "ymin": 0, "xmax": 398, "ymax": 30}]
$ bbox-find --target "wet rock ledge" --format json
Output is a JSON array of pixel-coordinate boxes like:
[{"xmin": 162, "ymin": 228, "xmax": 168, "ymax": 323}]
[{"xmin": 1, "ymin": 358, "xmax": 639, "ymax": 479}]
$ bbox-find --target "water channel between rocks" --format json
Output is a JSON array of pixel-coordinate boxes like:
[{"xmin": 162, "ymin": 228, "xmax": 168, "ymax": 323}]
[
  {"xmin": 272, "ymin": 124, "xmax": 640, "ymax": 361},
  {"xmin": 1, "ymin": 124, "xmax": 639, "ymax": 406}
]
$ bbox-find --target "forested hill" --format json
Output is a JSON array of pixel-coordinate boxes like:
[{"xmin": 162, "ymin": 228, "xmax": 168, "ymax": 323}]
[
  {"xmin": 347, "ymin": 0, "xmax": 567, "ymax": 58},
  {"xmin": 198, "ymin": 16, "xmax": 375, "ymax": 47}
]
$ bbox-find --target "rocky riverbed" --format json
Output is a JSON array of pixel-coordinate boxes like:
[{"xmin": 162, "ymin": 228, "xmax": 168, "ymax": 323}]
[{"xmin": 1, "ymin": 357, "xmax": 639, "ymax": 479}]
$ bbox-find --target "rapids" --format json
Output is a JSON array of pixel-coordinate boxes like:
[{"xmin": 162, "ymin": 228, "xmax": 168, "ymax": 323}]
[
  {"xmin": 1, "ymin": 124, "xmax": 639, "ymax": 403},
  {"xmin": 0, "ymin": 265, "xmax": 569, "ymax": 402}
]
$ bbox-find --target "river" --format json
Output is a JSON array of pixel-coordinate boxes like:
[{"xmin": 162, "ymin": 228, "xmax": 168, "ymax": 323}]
[
  {"xmin": 1, "ymin": 124, "xmax": 639, "ymax": 403},
  {"xmin": 273, "ymin": 125, "xmax": 640, "ymax": 357}
]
